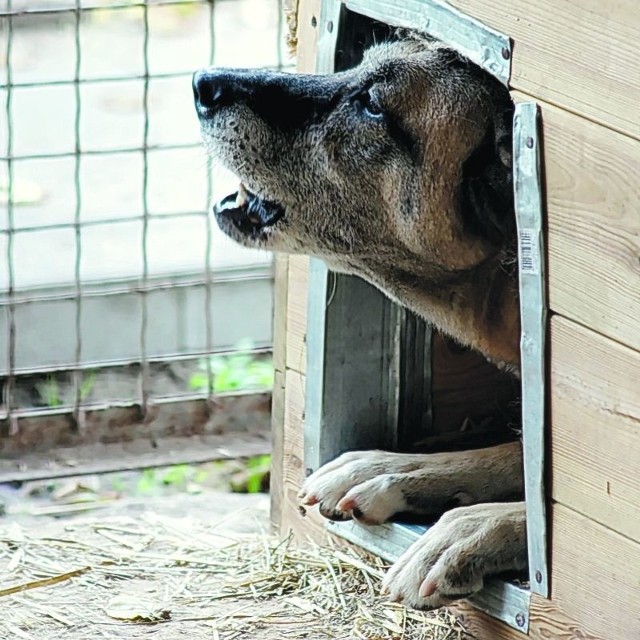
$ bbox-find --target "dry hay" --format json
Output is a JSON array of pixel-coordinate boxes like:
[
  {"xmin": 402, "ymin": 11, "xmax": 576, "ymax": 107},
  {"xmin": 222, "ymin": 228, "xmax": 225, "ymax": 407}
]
[{"xmin": 0, "ymin": 513, "xmax": 467, "ymax": 639}]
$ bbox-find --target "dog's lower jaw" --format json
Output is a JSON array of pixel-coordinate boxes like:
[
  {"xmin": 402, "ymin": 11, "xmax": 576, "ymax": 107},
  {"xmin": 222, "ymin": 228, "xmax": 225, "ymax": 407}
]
[{"xmin": 213, "ymin": 187, "xmax": 288, "ymax": 251}]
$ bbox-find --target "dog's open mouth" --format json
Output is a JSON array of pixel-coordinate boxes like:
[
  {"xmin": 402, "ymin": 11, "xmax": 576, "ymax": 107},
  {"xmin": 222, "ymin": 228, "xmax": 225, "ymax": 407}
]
[{"xmin": 214, "ymin": 182, "xmax": 285, "ymax": 237}]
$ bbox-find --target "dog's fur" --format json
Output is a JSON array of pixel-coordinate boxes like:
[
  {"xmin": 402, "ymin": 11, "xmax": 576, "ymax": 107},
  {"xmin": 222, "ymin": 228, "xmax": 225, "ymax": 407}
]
[{"xmin": 194, "ymin": 35, "xmax": 527, "ymax": 609}]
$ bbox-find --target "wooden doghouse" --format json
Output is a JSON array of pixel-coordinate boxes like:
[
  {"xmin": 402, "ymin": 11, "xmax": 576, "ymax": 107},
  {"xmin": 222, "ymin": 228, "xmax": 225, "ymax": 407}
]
[{"xmin": 271, "ymin": 1, "xmax": 640, "ymax": 638}]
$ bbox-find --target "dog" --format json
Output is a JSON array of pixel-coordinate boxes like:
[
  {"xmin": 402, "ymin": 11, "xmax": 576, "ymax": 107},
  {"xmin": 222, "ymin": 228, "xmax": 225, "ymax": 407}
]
[{"xmin": 193, "ymin": 34, "xmax": 527, "ymax": 610}]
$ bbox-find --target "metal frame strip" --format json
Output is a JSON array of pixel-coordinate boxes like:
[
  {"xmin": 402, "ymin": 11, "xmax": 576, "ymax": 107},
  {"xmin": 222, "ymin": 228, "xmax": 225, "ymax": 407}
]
[
  {"xmin": 344, "ymin": 0, "xmax": 511, "ymax": 85},
  {"xmin": 138, "ymin": 0, "xmax": 152, "ymax": 423},
  {"xmin": 71, "ymin": 0, "xmax": 84, "ymax": 430},
  {"xmin": 1, "ymin": 0, "xmax": 16, "ymax": 430},
  {"xmin": 0, "ymin": 0, "xmax": 210, "ymax": 18},
  {"xmin": 513, "ymin": 101, "xmax": 548, "ymax": 598},
  {"xmin": 328, "ymin": 519, "xmax": 531, "ymax": 632},
  {"xmin": 204, "ymin": 0, "xmax": 216, "ymax": 404}
]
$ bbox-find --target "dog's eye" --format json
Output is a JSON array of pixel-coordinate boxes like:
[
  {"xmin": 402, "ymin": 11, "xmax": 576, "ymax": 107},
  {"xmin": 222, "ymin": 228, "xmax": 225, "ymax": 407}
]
[{"xmin": 355, "ymin": 88, "xmax": 384, "ymax": 119}]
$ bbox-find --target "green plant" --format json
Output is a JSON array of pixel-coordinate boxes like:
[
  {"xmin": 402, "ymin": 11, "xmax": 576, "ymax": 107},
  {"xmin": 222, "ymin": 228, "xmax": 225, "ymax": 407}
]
[
  {"xmin": 135, "ymin": 464, "xmax": 199, "ymax": 495},
  {"xmin": 37, "ymin": 370, "xmax": 96, "ymax": 408},
  {"xmin": 229, "ymin": 454, "xmax": 271, "ymax": 494},
  {"xmin": 245, "ymin": 454, "xmax": 271, "ymax": 494},
  {"xmin": 39, "ymin": 375, "xmax": 62, "ymax": 408},
  {"xmin": 160, "ymin": 464, "xmax": 192, "ymax": 487},
  {"xmin": 136, "ymin": 468, "xmax": 158, "ymax": 495},
  {"xmin": 80, "ymin": 371, "xmax": 96, "ymax": 401},
  {"xmin": 189, "ymin": 340, "xmax": 274, "ymax": 394}
]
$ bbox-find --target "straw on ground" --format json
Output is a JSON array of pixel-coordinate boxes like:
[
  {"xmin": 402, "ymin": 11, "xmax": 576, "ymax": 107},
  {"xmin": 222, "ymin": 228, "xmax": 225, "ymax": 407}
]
[{"xmin": 0, "ymin": 513, "xmax": 467, "ymax": 639}]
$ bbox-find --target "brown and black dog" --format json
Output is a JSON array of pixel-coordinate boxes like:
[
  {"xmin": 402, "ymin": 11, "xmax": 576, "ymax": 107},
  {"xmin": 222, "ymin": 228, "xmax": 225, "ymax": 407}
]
[{"xmin": 193, "ymin": 35, "xmax": 527, "ymax": 609}]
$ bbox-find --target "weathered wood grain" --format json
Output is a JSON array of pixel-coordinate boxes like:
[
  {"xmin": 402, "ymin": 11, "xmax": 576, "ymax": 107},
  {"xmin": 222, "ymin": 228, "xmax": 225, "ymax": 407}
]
[
  {"xmin": 450, "ymin": 592, "xmax": 608, "ymax": 640},
  {"xmin": 270, "ymin": 367, "xmax": 286, "ymax": 532},
  {"xmin": 270, "ymin": 255, "xmax": 290, "ymax": 530},
  {"xmin": 551, "ymin": 503, "xmax": 640, "ymax": 639},
  {"xmin": 272, "ymin": 255, "xmax": 290, "ymax": 375},
  {"xmin": 450, "ymin": 0, "xmax": 640, "ymax": 140},
  {"xmin": 281, "ymin": 366, "xmax": 328, "ymax": 540},
  {"xmin": 284, "ymin": 255, "xmax": 309, "ymax": 375},
  {"xmin": 550, "ymin": 316, "xmax": 640, "ymax": 543},
  {"xmin": 294, "ymin": 0, "xmax": 321, "ymax": 73},
  {"xmin": 528, "ymin": 595, "xmax": 607, "ymax": 640}
]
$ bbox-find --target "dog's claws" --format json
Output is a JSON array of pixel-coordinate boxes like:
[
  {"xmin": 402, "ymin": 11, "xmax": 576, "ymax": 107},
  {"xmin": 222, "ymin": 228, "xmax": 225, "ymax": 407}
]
[
  {"xmin": 337, "ymin": 496, "xmax": 357, "ymax": 512},
  {"xmin": 419, "ymin": 578, "xmax": 438, "ymax": 598}
]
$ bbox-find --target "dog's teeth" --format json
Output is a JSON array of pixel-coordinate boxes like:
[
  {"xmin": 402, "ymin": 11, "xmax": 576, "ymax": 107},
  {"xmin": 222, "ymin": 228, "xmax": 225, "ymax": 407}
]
[{"xmin": 236, "ymin": 182, "xmax": 249, "ymax": 207}]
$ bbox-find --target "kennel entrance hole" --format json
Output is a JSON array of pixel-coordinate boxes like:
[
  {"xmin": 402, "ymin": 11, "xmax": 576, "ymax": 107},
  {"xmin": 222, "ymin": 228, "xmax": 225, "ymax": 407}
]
[{"xmin": 303, "ymin": 1, "xmax": 547, "ymax": 633}]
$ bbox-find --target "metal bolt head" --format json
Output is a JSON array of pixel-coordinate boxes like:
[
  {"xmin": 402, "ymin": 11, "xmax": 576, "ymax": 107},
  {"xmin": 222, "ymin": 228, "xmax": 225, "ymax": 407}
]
[
  {"xmin": 327, "ymin": 20, "xmax": 334, "ymax": 33},
  {"xmin": 535, "ymin": 570, "xmax": 543, "ymax": 584},
  {"xmin": 501, "ymin": 47, "xmax": 510, "ymax": 60},
  {"xmin": 311, "ymin": 15, "xmax": 317, "ymax": 28},
  {"xmin": 526, "ymin": 136, "xmax": 534, "ymax": 149},
  {"xmin": 515, "ymin": 612, "xmax": 526, "ymax": 628}
]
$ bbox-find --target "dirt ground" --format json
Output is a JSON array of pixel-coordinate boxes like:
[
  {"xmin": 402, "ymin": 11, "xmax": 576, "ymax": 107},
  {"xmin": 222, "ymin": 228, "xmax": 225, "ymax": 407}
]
[
  {"xmin": 0, "ymin": 490, "xmax": 465, "ymax": 640},
  {"xmin": 1, "ymin": 492, "xmax": 275, "ymax": 639}
]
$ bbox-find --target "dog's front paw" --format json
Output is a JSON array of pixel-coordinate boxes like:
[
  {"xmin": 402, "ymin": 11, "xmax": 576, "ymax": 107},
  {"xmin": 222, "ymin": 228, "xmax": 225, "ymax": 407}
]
[
  {"xmin": 298, "ymin": 451, "xmax": 418, "ymax": 523},
  {"xmin": 381, "ymin": 501, "xmax": 527, "ymax": 609}
]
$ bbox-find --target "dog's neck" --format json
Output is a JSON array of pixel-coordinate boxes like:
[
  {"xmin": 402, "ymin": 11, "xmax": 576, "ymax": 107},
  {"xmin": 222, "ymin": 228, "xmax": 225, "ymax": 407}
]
[{"xmin": 360, "ymin": 250, "xmax": 520, "ymax": 373}]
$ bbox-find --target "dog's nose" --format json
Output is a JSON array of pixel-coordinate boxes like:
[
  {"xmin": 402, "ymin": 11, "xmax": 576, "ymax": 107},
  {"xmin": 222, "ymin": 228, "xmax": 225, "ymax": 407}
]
[{"xmin": 192, "ymin": 70, "xmax": 225, "ymax": 113}]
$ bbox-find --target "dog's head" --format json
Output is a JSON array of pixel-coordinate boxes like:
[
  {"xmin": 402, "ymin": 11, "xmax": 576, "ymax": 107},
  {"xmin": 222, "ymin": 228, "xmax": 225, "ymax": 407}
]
[{"xmin": 193, "ymin": 37, "xmax": 514, "ymax": 277}]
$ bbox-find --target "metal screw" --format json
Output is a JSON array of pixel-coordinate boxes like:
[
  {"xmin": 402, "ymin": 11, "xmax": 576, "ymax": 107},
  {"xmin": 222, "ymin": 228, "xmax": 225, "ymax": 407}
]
[
  {"xmin": 526, "ymin": 136, "xmax": 534, "ymax": 149},
  {"xmin": 311, "ymin": 16, "xmax": 317, "ymax": 28},
  {"xmin": 515, "ymin": 613, "xmax": 526, "ymax": 628},
  {"xmin": 501, "ymin": 47, "xmax": 510, "ymax": 60},
  {"xmin": 327, "ymin": 20, "xmax": 334, "ymax": 33},
  {"xmin": 535, "ymin": 570, "xmax": 543, "ymax": 584}
]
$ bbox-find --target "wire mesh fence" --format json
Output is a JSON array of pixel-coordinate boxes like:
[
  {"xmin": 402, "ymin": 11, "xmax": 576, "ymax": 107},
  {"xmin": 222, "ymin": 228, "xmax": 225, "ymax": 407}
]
[{"xmin": 0, "ymin": 0, "xmax": 285, "ymax": 444}]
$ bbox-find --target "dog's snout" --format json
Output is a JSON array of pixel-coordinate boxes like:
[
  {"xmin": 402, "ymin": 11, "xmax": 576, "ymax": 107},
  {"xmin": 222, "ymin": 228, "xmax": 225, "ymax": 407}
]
[
  {"xmin": 193, "ymin": 68, "xmax": 336, "ymax": 128},
  {"xmin": 192, "ymin": 70, "xmax": 226, "ymax": 114}
]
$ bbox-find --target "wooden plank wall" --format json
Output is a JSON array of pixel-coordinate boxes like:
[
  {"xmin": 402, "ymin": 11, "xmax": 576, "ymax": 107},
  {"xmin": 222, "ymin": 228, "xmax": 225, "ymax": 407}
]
[
  {"xmin": 447, "ymin": 1, "xmax": 640, "ymax": 639},
  {"xmin": 273, "ymin": 0, "xmax": 640, "ymax": 638},
  {"xmin": 271, "ymin": 0, "xmax": 328, "ymax": 540}
]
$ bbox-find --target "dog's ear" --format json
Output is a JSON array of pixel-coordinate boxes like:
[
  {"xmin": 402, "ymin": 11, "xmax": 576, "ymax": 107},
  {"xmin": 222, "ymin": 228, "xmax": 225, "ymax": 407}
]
[
  {"xmin": 429, "ymin": 47, "xmax": 515, "ymax": 247},
  {"xmin": 458, "ymin": 103, "xmax": 515, "ymax": 248},
  {"xmin": 494, "ymin": 108, "xmax": 513, "ymax": 171}
]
